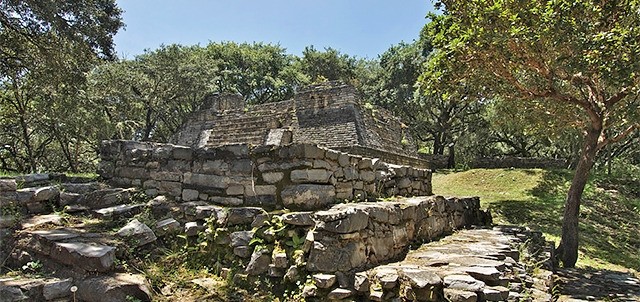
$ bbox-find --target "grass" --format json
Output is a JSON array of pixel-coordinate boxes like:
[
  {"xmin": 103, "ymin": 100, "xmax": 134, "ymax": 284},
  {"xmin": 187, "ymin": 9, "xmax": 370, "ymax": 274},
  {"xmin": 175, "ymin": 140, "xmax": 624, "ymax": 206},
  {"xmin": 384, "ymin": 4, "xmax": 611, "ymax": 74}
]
[{"xmin": 432, "ymin": 168, "xmax": 640, "ymax": 274}]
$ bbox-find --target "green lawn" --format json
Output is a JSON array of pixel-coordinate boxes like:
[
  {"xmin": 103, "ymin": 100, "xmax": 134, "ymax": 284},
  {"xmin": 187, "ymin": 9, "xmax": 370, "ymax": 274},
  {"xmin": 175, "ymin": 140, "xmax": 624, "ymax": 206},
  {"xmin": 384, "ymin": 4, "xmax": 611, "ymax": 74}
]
[{"xmin": 432, "ymin": 168, "xmax": 640, "ymax": 274}]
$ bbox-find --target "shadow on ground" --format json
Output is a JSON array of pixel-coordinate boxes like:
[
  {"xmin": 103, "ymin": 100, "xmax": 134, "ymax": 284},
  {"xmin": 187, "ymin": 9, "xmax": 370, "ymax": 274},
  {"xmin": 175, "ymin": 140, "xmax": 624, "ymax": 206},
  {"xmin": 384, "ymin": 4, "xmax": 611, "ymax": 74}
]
[{"xmin": 556, "ymin": 268, "xmax": 640, "ymax": 301}]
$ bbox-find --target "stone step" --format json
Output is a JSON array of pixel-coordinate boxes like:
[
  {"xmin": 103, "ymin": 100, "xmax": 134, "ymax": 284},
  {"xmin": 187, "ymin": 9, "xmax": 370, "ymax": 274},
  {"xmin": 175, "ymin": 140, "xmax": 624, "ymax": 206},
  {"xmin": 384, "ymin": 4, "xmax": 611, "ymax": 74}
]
[
  {"xmin": 18, "ymin": 228, "xmax": 119, "ymax": 273},
  {"xmin": 357, "ymin": 226, "xmax": 553, "ymax": 301},
  {"xmin": 16, "ymin": 186, "xmax": 60, "ymax": 214}
]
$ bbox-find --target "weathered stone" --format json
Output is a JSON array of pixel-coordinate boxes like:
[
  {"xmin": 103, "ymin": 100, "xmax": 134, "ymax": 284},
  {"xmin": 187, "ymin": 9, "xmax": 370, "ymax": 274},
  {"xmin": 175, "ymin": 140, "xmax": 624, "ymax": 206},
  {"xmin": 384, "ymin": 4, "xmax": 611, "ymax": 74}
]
[
  {"xmin": 94, "ymin": 204, "xmax": 144, "ymax": 218},
  {"xmin": 117, "ymin": 219, "xmax": 157, "ymax": 246},
  {"xmin": 376, "ymin": 268, "xmax": 399, "ymax": 290},
  {"xmin": 307, "ymin": 239, "xmax": 366, "ymax": 272},
  {"xmin": 233, "ymin": 246, "xmax": 252, "ymax": 258},
  {"xmin": 183, "ymin": 172, "xmax": 229, "ymax": 189},
  {"xmin": 354, "ymin": 272, "xmax": 370, "ymax": 292},
  {"xmin": 314, "ymin": 207, "xmax": 369, "ymax": 234},
  {"xmin": 290, "ymin": 169, "xmax": 331, "ymax": 183},
  {"xmin": 444, "ymin": 288, "xmax": 478, "ymax": 302},
  {"xmin": 244, "ymin": 185, "xmax": 277, "ymax": 196},
  {"xmin": 444, "ymin": 274, "xmax": 486, "ymax": 292},
  {"xmin": 462, "ymin": 266, "xmax": 502, "ymax": 283},
  {"xmin": 360, "ymin": 170, "xmax": 376, "ymax": 182},
  {"xmin": 77, "ymin": 273, "xmax": 152, "ymax": 302},
  {"xmin": 181, "ymin": 189, "xmax": 200, "ymax": 201},
  {"xmin": 155, "ymin": 218, "xmax": 181, "ymax": 235},
  {"xmin": 343, "ymin": 167, "xmax": 359, "ymax": 180},
  {"xmin": 262, "ymin": 172, "xmax": 284, "ymax": 184},
  {"xmin": 281, "ymin": 212, "xmax": 315, "ymax": 226},
  {"xmin": 281, "ymin": 184, "xmax": 335, "ymax": 211},
  {"xmin": 401, "ymin": 269, "xmax": 442, "ymax": 288},
  {"xmin": 480, "ymin": 286, "xmax": 510, "ymax": 301},
  {"xmin": 284, "ymin": 266, "xmax": 299, "ymax": 282},
  {"xmin": 198, "ymin": 160, "xmax": 229, "ymax": 174},
  {"xmin": 149, "ymin": 171, "xmax": 181, "ymax": 182},
  {"xmin": 209, "ymin": 196, "xmax": 243, "ymax": 206},
  {"xmin": 226, "ymin": 184, "xmax": 245, "ymax": 195},
  {"xmin": 184, "ymin": 221, "xmax": 204, "ymax": 236},
  {"xmin": 42, "ymin": 278, "xmax": 73, "ymax": 300},
  {"xmin": 230, "ymin": 231, "xmax": 254, "ymax": 248},
  {"xmin": 227, "ymin": 207, "xmax": 267, "ymax": 226},
  {"xmin": 157, "ymin": 181, "xmax": 182, "ymax": 197},
  {"xmin": 338, "ymin": 153, "xmax": 350, "ymax": 167},
  {"xmin": 313, "ymin": 273, "xmax": 336, "ymax": 289},
  {"xmin": 301, "ymin": 284, "xmax": 318, "ymax": 298},
  {"xmin": 245, "ymin": 248, "xmax": 271, "ymax": 275},
  {"xmin": 327, "ymin": 288, "xmax": 354, "ymax": 300},
  {"xmin": 50, "ymin": 242, "xmax": 116, "ymax": 272}
]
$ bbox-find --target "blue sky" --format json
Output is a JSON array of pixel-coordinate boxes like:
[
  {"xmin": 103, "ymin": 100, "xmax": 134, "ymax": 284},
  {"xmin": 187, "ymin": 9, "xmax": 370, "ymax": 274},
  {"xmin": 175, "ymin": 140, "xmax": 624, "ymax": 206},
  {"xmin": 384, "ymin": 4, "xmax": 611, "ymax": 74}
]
[{"xmin": 113, "ymin": 1, "xmax": 435, "ymax": 59}]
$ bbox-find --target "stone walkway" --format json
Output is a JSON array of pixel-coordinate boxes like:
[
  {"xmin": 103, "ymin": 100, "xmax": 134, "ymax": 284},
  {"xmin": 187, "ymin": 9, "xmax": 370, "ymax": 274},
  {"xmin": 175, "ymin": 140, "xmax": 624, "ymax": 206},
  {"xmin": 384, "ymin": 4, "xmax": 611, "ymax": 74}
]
[{"xmin": 359, "ymin": 226, "xmax": 554, "ymax": 301}]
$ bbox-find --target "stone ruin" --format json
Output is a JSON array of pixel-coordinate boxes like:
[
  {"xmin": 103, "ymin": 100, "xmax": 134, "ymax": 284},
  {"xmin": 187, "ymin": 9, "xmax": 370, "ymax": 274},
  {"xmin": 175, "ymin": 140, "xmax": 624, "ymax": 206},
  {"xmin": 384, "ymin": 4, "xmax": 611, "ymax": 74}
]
[
  {"xmin": 171, "ymin": 81, "xmax": 429, "ymax": 168},
  {"xmin": 0, "ymin": 83, "xmax": 559, "ymax": 301}
]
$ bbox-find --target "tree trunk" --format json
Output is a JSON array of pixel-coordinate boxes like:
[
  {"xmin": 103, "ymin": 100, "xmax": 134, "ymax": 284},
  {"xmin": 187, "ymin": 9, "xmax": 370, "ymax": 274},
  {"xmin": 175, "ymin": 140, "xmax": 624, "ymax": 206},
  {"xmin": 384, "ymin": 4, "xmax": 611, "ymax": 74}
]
[{"xmin": 556, "ymin": 125, "xmax": 601, "ymax": 267}]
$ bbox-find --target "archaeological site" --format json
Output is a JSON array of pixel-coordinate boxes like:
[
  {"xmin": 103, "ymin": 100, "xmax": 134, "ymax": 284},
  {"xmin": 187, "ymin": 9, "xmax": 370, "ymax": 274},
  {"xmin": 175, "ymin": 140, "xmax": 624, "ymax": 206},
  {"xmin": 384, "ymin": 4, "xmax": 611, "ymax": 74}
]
[{"xmin": 1, "ymin": 82, "xmax": 559, "ymax": 301}]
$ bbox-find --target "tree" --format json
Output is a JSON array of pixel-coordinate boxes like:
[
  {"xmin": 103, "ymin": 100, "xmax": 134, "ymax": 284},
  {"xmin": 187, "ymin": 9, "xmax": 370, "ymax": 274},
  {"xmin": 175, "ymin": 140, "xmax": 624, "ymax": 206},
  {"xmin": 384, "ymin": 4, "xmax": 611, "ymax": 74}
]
[
  {"xmin": 297, "ymin": 46, "xmax": 358, "ymax": 84},
  {"xmin": 0, "ymin": 0, "xmax": 123, "ymax": 172},
  {"xmin": 420, "ymin": 1, "xmax": 640, "ymax": 267}
]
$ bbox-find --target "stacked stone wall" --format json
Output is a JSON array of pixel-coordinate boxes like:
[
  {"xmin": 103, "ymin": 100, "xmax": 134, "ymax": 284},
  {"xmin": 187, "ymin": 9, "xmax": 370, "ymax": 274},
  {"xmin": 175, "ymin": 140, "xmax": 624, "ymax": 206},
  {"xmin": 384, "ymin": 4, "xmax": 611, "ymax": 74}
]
[{"xmin": 98, "ymin": 140, "xmax": 432, "ymax": 211}]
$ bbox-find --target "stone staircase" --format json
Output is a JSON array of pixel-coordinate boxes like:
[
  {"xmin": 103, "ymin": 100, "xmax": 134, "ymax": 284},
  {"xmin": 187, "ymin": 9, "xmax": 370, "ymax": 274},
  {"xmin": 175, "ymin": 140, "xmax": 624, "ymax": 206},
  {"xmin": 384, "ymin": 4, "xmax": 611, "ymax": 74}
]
[
  {"xmin": 204, "ymin": 107, "xmax": 291, "ymax": 148},
  {"xmin": 0, "ymin": 174, "xmax": 559, "ymax": 301}
]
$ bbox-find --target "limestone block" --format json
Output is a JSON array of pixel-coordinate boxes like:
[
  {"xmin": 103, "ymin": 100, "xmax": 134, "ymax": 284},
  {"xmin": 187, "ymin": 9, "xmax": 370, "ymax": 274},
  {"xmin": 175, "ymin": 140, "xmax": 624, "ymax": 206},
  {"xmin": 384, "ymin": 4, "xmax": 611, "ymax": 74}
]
[
  {"xmin": 354, "ymin": 272, "xmax": 370, "ymax": 292},
  {"xmin": 184, "ymin": 221, "xmax": 204, "ymax": 236},
  {"xmin": 290, "ymin": 169, "xmax": 331, "ymax": 183},
  {"xmin": 50, "ymin": 242, "xmax": 116, "ymax": 272},
  {"xmin": 182, "ymin": 189, "xmax": 199, "ymax": 201},
  {"xmin": 303, "ymin": 144, "xmax": 325, "ymax": 159},
  {"xmin": 226, "ymin": 207, "xmax": 267, "ymax": 226},
  {"xmin": 262, "ymin": 172, "xmax": 284, "ymax": 184},
  {"xmin": 313, "ymin": 273, "xmax": 336, "ymax": 289},
  {"xmin": 376, "ymin": 268, "xmax": 399, "ymax": 289},
  {"xmin": 338, "ymin": 153, "xmax": 350, "ymax": 167},
  {"xmin": 230, "ymin": 231, "xmax": 254, "ymax": 248},
  {"xmin": 444, "ymin": 288, "xmax": 478, "ymax": 302},
  {"xmin": 117, "ymin": 219, "xmax": 157, "ymax": 246},
  {"xmin": 149, "ymin": 171, "xmax": 181, "ymax": 182},
  {"xmin": 157, "ymin": 181, "xmax": 182, "ymax": 197},
  {"xmin": 327, "ymin": 288, "xmax": 353, "ymax": 300},
  {"xmin": 183, "ymin": 172, "xmax": 229, "ymax": 189},
  {"xmin": 443, "ymin": 274, "xmax": 486, "ymax": 292},
  {"xmin": 358, "ymin": 158, "xmax": 373, "ymax": 170},
  {"xmin": 244, "ymin": 185, "xmax": 277, "ymax": 196},
  {"xmin": 197, "ymin": 160, "xmax": 229, "ymax": 174},
  {"xmin": 155, "ymin": 218, "xmax": 181, "ymax": 235},
  {"xmin": 313, "ymin": 159, "xmax": 334, "ymax": 170},
  {"xmin": 226, "ymin": 184, "xmax": 244, "ymax": 196},
  {"xmin": 480, "ymin": 286, "xmax": 509, "ymax": 301},
  {"xmin": 272, "ymin": 251, "xmax": 289, "ymax": 268},
  {"xmin": 245, "ymin": 248, "xmax": 271, "ymax": 275},
  {"xmin": 77, "ymin": 273, "xmax": 152, "ymax": 302},
  {"xmin": 281, "ymin": 212, "xmax": 315, "ymax": 226},
  {"xmin": 281, "ymin": 185, "xmax": 335, "ymax": 211},
  {"xmin": 230, "ymin": 159, "xmax": 253, "ymax": 175},
  {"xmin": 209, "ymin": 196, "xmax": 243, "ymax": 206},
  {"xmin": 360, "ymin": 170, "xmax": 376, "ymax": 183},
  {"xmin": 94, "ymin": 204, "xmax": 144, "ymax": 218},
  {"xmin": 314, "ymin": 207, "xmax": 369, "ymax": 234},
  {"xmin": 116, "ymin": 167, "xmax": 148, "ymax": 179},
  {"xmin": 42, "ymin": 278, "xmax": 73, "ymax": 300},
  {"xmin": 343, "ymin": 167, "xmax": 359, "ymax": 180},
  {"xmin": 400, "ymin": 269, "xmax": 442, "ymax": 289},
  {"xmin": 307, "ymin": 239, "xmax": 366, "ymax": 272}
]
